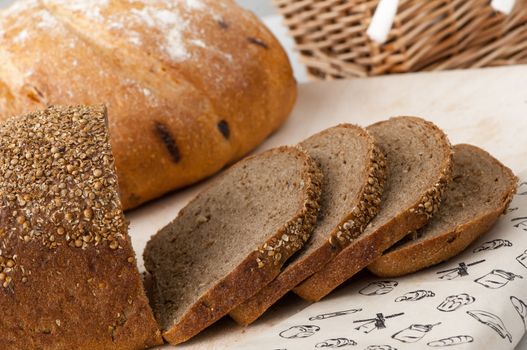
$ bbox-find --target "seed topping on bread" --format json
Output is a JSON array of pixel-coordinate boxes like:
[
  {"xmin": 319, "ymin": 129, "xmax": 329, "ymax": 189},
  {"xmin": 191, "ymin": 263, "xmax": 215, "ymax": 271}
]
[
  {"xmin": 411, "ymin": 174, "xmax": 451, "ymax": 218},
  {"xmin": 0, "ymin": 255, "xmax": 16, "ymax": 288},
  {"xmin": 256, "ymin": 153, "xmax": 323, "ymax": 269},
  {"xmin": 329, "ymin": 145, "xmax": 386, "ymax": 247},
  {"xmin": 0, "ymin": 105, "xmax": 126, "ymax": 265}
]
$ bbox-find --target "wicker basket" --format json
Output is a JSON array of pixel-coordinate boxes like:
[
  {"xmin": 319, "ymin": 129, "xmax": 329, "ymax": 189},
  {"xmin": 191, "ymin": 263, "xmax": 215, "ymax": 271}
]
[{"xmin": 273, "ymin": 0, "xmax": 527, "ymax": 79}]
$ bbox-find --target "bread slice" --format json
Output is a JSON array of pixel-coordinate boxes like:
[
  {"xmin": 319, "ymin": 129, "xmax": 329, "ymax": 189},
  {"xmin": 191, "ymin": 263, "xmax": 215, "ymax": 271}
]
[
  {"xmin": 368, "ymin": 144, "xmax": 517, "ymax": 277},
  {"xmin": 229, "ymin": 124, "xmax": 387, "ymax": 325},
  {"xmin": 0, "ymin": 106, "xmax": 162, "ymax": 349},
  {"xmin": 143, "ymin": 146, "xmax": 323, "ymax": 344},
  {"xmin": 293, "ymin": 117, "xmax": 453, "ymax": 302}
]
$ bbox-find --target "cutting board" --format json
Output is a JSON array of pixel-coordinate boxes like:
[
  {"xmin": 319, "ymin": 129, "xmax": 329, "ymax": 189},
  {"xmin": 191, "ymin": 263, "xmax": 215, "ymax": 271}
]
[{"xmin": 127, "ymin": 65, "xmax": 527, "ymax": 349}]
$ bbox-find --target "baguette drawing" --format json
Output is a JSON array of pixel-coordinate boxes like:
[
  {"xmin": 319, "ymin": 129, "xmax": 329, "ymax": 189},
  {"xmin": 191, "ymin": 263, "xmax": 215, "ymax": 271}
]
[
  {"xmin": 467, "ymin": 310, "xmax": 512, "ymax": 342},
  {"xmin": 427, "ymin": 335, "xmax": 474, "ymax": 347},
  {"xmin": 511, "ymin": 296, "xmax": 527, "ymax": 329}
]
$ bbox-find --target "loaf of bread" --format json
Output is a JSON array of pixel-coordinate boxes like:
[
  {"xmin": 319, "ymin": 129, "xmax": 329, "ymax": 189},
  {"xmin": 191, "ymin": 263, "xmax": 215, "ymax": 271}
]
[
  {"xmin": 0, "ymin": 0, "xmax": 296, "ymax": 209},
  {"xmin": 144, "ymin": 146, "xmax": 322, "ymax": 344},
  {"xmin": 0, "ymin": 105, "xmax": 161, "ymax": 349},
  {"xmin": 293, "ymin": 117, "xmax": 453, "ymax": 302},
  {"xmin": 368, "ymin": 144, "xmax": 517, "ymax": 277}
]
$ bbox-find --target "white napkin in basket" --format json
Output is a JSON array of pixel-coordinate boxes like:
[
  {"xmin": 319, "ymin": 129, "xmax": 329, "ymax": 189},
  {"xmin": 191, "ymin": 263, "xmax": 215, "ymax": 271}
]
[
  {"xmin": 236, "ymin": 172, "xmax": 527, "ymax": 350},
  {"xmin": 368, "ymin": 0, "xmax": 516, "ymax": 44}
]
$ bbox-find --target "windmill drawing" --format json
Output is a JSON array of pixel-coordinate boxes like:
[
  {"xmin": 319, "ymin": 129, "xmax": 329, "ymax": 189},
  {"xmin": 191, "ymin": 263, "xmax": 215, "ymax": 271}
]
[
  {"xmin": 436, "ymin": 260, "xmax": 485, "ymax": 280},
  {"xmin": 353, "ymin": 312, "xmax": 404, "ymax": 333}
]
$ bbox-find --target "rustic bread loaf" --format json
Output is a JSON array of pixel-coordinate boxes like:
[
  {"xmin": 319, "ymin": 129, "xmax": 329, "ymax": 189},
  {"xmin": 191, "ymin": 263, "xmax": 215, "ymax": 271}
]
[
  {"xmin": 0, "ymin": 106, "xmax": 161, "ymax": 350},
  {"xmin": 293, "ymin": 117, "xmax": 453, "ymax": 302},
  {"xmin": 0, "ymin": 0, "xmax": 296, "ymax": 210},
  {"xmin": 229, "ymin": 124, "xmax": 386, "ymax": 325},
  {"xmin": 143, "ymin": 147, "xmax": 322, "ymax": 345},
  {"xmin": 368, "ymin": 144, "xmax": 517, "ymax": 277}
]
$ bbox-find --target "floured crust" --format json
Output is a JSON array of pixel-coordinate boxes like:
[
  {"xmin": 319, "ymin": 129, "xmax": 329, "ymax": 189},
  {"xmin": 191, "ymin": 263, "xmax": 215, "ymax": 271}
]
[
  {"xmin": 293, "ymin": 117, "xmax": 453, "ymax": 302},
  {"xmin": 0, "ymin": 105, "xmax": 162, "ymax": 349},
  {"xmin": 145, "ymin": 146, "xmax": 323, "ymax": 345},
  {"xmin": 0, "ymin": 0, "xmax": 296, "ymax": 210},
  {"xmin": 368, "ymin": 144, "xmax": 517, "ymax": 277},
  {"xmin": 229, "ymin": 125, "xmax": 387, "ymax": 325}
]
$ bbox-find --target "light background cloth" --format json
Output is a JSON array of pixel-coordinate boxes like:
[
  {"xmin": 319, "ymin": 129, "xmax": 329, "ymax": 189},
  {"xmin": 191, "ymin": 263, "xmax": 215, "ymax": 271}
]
[{"xmin": 1, "ymin": 1, "xmax": 526, "ymax": 348}]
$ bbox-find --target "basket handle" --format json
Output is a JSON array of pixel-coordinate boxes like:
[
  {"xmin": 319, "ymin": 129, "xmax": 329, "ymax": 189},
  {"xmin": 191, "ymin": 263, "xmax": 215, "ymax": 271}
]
[
  {"xmin": 367, "ymin": 0, "xmax": 516, "ymax": 44},
  {"xmin": 491, "ymin": 0, "xmax": 515, "ymax": 13},
  {"xmin": 366, "ymin": 0, "xmax": 399, "ymax": 44}
]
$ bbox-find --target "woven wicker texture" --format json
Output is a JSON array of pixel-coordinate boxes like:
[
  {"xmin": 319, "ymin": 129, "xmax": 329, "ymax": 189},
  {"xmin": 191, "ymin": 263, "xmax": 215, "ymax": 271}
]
[{"xmin": 273, "ymin": 0, "xmax": 527, "ymax": 79}]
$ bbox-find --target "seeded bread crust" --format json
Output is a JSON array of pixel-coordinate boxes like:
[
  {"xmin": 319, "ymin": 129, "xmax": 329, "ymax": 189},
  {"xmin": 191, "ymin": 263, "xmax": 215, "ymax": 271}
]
[
  {"xmin": 144, "ymin": 146, "xmax": 323, "ymax": 345},
  {"xmin": 0, "ymin": 106, "xmax": 162, "ymax": 350},
  {"xmin": 293, "ymin": 117, "xmax": 453, "ymax": 302},
  {"xmin": 0, "ymin": 0, "xmax": 296, "ymax": 210},
  {"xmin": 229, "ymin": 125, "xmax": 386, "ymax": 325},
  {"xmin": 368, "ymin": 144, "xmax": 517, "ymax": 277}
]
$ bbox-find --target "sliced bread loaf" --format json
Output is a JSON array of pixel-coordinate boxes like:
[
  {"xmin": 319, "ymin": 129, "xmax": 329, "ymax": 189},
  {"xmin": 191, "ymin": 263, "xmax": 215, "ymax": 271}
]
[
  {"xmin": 368, "ymin": 144, "xmax": 517, "ymax": 277},
  {"xmin": 293, "ymin": 117, "xmax": 453, "ymax": 302},
  {"xmin": 229, "ymin": 124, "xmax": 387, "ymax": 325},
  {"xmin": 0, "ymin": 106, "xmax": 162, "ymax": 349},
  {"xmin": 143, "ymin": 147, "xmax": 323, "ymax": 344}
]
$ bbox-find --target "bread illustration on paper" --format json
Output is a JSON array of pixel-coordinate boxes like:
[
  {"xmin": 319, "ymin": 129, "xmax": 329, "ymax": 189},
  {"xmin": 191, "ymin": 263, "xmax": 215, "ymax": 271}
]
[
  {"xmin": 427, "ymin": 335, "xmax": 474, "ymax": 347},
  {"xmin": 315, "ymin": 338, "xmax": 357, "ymax": 348},
  {"xmin": 364, "ymin": 345, "xmax": 397, "ymax": 350},
  {"xmin": 0, "ymin": 0, "xmax": 296, "ymax": 209},
  {"xmin": 279, "ymin": 325, "xmax": 321, "ymax": 339},
  {"xmin": 364, "ymin": 346, "xmax": 397, "ymax": 350},
  {"xmin": 516, "ymin": 249, "xmax": 527, "ymax": 268},
  {"xmin": 144, "ymin": 147, "xmax": 323, "ymax": 344},
  {"xmin": 474, "ymin": 269, "xmax": 522, "ymax": 289},
  {"xmin": 359, "ymin": 281, "xmax": 398, "ymax": 296},
  {"xmin": 437, "ymin": 294, "xmax": 475, "ymax": 312},
  {"xmin": 473, "ymin": 239, "xmax": 512, "ymax": 253},
  {"xmin": 0, "ymin": 106, "xmax": 161, "ymax": 349},
  {"xmin": 395, "ymin": 290, "xmax": 435, "ymax": 302},
  {"xmin": 511, "ymin": 296, "xmax": 527, "ymax": 329},
  {"xmin": 391, "ymin": 323, "xmax": 441, "ymax": 343},
  {"xmin": 467, "ymin": 310, "xmax": 512, "ymax": 343}
]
